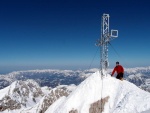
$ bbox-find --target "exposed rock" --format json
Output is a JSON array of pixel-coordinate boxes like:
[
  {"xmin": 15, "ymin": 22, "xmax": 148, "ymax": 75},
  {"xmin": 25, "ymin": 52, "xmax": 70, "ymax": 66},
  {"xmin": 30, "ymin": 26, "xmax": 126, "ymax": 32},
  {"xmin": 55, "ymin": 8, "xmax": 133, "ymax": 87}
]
[
  {"xmin": 0, "ymin": 80, "xmax": 43, "ymax": 112},
  {"xmin": 21, "ymin": 86, "xmax": 70, "ymax": 113},
  {"xmin": 89, "ymin": 96, "xmax": 109, "ymax": 113},
  {"xmin": 0, "ymin": 95, "xmax": 21, "ymax": 111},
  {"xmin": 35, "ymin": 88, "xmax": 69, "ymax": 113},
  {"xmin": 69, "ymin": 109, "xmax": 78, "ymax": 113}
]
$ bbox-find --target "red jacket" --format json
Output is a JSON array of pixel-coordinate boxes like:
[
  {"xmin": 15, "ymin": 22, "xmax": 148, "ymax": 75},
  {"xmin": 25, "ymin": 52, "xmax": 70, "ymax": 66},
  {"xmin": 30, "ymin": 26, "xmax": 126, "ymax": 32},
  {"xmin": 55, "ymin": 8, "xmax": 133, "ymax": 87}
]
[{"xmin": 112, "ymin": 65, "xmax": 124, "ymax": 76}]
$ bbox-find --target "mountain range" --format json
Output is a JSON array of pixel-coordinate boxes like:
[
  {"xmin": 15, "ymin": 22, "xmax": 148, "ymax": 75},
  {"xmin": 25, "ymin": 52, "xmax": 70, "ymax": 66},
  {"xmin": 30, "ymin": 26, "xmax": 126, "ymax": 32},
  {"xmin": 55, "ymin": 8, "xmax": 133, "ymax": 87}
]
[
  {"xmin": 0, "ymin": 79, "xmax": 76, "ymax": 113},
  {"xmin": 0, "ymin": 68, "xmax": 150, "ymax": 113},
  {"xmin": 0, "ymin": 67, "xmax": 150, "ymax": 92}
]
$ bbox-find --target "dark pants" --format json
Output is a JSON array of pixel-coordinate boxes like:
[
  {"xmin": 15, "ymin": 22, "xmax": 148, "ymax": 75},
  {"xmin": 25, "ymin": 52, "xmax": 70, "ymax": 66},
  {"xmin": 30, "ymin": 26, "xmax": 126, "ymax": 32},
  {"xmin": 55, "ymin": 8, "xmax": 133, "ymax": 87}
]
[{"xmin": 116, "ymin": 73, "xmax": 124, "ymax": 80}]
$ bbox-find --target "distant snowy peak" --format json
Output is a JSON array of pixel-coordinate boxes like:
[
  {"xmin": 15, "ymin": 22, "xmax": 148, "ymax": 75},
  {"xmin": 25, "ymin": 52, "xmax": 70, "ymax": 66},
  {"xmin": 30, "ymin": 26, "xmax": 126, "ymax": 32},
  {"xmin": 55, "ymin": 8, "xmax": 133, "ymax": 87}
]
[
  {"xmin": 46, "ymin": 71, "xmax": 150, "ymax": 113},
  {"xmin": 127, "ymin": 73, "xmax": 145, "ymax": 86},
  {"xmin": 0, "ymin": 69, "xmax": 86, "ymax": 89},
  {"xmin": 0, "ymin": 66, "xmax": 150, "ymax": 78},
  {"xmin": 20, "ymin": 84, "xmax": 76, "ymax": 113},
  {"xmin": 125, "ymin": 67, "xmax": 150, "ymax": 91},
  {"xmin": 0, "ymin": 79, "xmax": 43, "ymax": 112},
  {"xmin": 0, "ymin": 69, "xmax": 76, "ymax": 77},
  {"xmin": 0, "ymin": 68, "xmax": 98, "ymax": 79},
  {"xmin": 0, "ymin": 69, "xmax": 76, "ymax": 84},
  {"xmin": 0, "ymin": 79, "xmax": 76, "ymax": 113},
  {"xmin": 124, "ymin": 66, "xmax": 150, "ymax": 74},
  {"xmin": 0, "ymin": 66, "xmax": 150, "ymax": 92}
]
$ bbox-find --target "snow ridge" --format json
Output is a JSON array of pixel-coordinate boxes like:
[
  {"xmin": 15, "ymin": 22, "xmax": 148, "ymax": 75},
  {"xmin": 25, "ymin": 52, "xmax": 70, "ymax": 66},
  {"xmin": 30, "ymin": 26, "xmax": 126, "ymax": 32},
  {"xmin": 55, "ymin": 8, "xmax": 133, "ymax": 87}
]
[{"xmin": 46, "ymin": 71, "xmax": 150, "ymax": 113}]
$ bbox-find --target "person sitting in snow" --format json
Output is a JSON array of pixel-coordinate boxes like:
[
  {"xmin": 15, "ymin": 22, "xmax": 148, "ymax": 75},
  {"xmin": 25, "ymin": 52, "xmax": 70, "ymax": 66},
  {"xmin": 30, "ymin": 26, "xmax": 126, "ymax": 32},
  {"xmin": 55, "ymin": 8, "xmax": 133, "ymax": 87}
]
[{"xmin": 111, "ymin": 61, "xmax": 124, "ymax": 81}]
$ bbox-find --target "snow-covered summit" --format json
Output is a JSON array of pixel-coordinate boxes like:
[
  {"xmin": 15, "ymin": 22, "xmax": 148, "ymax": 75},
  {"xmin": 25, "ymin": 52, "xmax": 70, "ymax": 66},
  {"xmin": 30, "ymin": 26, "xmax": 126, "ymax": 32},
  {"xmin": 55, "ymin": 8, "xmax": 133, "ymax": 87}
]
[{"xmin": 46, "ymin": 71, "xmax": 150, "ymax": 113}]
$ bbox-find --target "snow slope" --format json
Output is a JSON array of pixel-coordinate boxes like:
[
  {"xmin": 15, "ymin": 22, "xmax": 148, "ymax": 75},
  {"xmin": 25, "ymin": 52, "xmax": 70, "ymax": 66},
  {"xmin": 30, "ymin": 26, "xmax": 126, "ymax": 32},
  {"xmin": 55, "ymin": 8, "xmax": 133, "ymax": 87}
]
[
  {"xmin": 0, "ymin": 80, "xmax": 43, "ymax": 113},
  {"xmin": 46, "ymin": 71, "xmax": 150, "ymax": 113},
  {"xmin": 0, "ymin": 79, "xmax": 76, "ymax": 113},
  {"xmin": 20, "ymin": 84, "xmax": 76, "ymax": 113}
]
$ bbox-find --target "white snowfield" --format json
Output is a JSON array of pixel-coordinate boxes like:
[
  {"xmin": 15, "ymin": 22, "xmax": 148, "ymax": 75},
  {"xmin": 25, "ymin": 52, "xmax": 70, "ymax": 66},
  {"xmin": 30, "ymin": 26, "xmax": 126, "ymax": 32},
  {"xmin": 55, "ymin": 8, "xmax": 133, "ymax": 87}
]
[{"xmin": 46, "ymin": 71, "xmax": 150, "ymax": 113}]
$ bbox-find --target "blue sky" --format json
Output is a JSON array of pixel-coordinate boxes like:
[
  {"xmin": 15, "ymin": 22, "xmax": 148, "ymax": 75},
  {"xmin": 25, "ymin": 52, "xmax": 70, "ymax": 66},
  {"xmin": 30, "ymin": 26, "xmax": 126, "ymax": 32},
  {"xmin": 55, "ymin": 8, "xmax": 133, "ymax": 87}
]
[{"xmin": 0, "ymin": 0, "xmax": 150, "ymax": 73}]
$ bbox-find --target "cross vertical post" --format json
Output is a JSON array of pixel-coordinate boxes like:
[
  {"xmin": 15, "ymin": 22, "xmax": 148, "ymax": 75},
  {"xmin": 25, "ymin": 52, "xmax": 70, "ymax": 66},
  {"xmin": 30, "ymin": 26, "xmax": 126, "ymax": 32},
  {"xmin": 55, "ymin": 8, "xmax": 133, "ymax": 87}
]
[{"xmin": 96, "ymin": 14, "xmax": 118, "ymax": 76}]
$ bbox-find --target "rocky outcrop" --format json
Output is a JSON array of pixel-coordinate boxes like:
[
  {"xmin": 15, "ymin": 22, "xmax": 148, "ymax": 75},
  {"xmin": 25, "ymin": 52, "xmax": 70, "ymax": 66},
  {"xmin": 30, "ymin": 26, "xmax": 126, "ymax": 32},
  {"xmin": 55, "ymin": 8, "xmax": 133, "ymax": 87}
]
[
  {"xmin": 21, "ymin": 86, "xmax": 70, "ymax": 113},
  {"xmin": 0, "ymin": 80, "xmax": 43, "ymax": 112},
  {"xmin": 0, "ymin": 95, "xmax": 21, "ymax": 111},
  {"xmin": 89, "ymin": 96, "xmax": 109, "ymax": 113},
  {"xmin": 50, "ymin": 96, "xmax": 109, "ymax": 113},
  {"xmin": 69, "ymin": 109, "xmax": 78, "ymax": 113},
  {"xmin": 37, "ymin": 88, "xmax": 69, "ymax": 113}
]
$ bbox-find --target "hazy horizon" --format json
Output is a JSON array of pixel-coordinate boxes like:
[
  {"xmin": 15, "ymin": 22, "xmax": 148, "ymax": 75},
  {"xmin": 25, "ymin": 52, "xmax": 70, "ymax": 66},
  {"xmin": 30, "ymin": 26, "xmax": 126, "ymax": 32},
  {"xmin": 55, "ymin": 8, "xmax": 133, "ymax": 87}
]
[{"xmin": 0, "ymin": 64, "xmax": 150, "ymax": 74}]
